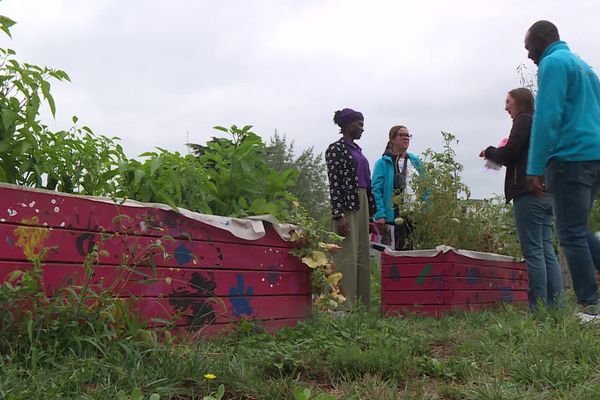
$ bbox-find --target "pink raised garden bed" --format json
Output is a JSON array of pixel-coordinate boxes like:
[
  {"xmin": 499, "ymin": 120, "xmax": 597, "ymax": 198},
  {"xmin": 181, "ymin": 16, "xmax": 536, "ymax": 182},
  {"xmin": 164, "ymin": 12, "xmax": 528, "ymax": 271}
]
[
  {"xmin": 0, "ymin": 183, "xmax": 312, "ymax": 334},
  {"xmin": 381, "ymin": 246, "xmax": 528, "ymax": 317}
]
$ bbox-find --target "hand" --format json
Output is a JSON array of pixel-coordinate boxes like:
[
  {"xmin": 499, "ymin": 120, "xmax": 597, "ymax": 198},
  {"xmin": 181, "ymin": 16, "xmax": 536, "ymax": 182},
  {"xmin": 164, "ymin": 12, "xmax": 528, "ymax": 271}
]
[
  {"xmin": 369, "ymin": 222, "xmax": 378, "ymax": 235},
  {"xmin": 374, "ymin": 217, "xmax": 387, "ymax": 232},
  {"xmin": 335, "ymin": 217, "xmax": 350, "ymax": 237},
  {"xmin": 527, "ymin": 175, "xmax": 545, "ymax": 197}
]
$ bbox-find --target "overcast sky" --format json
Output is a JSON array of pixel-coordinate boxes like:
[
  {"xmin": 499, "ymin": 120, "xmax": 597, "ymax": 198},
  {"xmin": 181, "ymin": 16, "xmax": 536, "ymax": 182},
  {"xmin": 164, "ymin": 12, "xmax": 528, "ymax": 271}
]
[{"xmin": 2, "ymin": 0, "xmax": 600, "ymax": 199}]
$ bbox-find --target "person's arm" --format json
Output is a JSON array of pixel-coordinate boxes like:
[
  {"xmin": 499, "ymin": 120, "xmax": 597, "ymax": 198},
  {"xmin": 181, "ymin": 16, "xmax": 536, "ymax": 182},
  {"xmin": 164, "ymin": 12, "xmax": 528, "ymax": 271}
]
[
  {"xmin": 325, "ymin": 143, "xmax": 350, "ymax": 236},
  {"xmin": 484, "ymin": 114, "xmax": 531, "ymax": 166},
  {"xmin": 371, "ymin": 159, "xmax": 387, "ymax": 224},
  {"xmin": 527, "ymin": 175, "xmax": 545, "ymax": 197},
  {"xmin": 325, "ymin": 143, "xmax": 343, "ymax": 218},
  {"xmin": 527, "ymin": 57, "xmax": 568, "ymax": 176}
]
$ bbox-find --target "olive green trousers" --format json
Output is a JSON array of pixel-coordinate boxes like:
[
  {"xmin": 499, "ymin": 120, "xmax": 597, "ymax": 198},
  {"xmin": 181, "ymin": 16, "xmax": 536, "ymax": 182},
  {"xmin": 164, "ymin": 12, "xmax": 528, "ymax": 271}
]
[{"xmin": 332, "ymin": 188, "xmax": 371, "ymax": 310}]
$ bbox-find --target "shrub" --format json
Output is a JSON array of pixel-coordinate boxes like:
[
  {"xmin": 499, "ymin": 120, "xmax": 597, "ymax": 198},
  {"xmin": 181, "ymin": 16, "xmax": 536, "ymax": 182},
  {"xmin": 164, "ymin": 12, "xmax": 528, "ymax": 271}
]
[{"xmin": 407, "ymin": 131, "xmax": 521, "ymax": 256}]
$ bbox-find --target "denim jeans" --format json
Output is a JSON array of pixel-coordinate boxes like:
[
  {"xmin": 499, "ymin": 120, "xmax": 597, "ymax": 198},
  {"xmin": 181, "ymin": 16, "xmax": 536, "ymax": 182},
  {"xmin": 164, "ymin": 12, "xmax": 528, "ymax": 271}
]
[
  {"xmin": 545, "ymin": 160, "xmax": 600, "ymax": 306},
  {"xmin": 513, "ymin": 193, "xmax": 563, "ymax": 310}
]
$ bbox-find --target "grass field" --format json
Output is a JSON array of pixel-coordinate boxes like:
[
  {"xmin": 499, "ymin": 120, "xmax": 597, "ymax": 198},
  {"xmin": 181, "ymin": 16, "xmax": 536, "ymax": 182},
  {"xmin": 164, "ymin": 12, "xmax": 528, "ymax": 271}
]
[{"xmin": 2, "ymin": 262, "xmax": 600, "ymax": 399}]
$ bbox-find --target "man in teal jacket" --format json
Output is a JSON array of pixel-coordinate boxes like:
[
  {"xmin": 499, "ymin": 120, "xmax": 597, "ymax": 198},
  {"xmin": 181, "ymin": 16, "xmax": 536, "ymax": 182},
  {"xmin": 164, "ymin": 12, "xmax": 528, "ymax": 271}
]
[{"xmin": 525, "ymin": 20, "xmax": 600, "ymax": 322}]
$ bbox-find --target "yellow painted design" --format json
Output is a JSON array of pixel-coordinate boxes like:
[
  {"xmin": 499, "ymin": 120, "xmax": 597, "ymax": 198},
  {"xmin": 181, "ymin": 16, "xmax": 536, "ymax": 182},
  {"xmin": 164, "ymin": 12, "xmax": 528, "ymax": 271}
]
[{"xmin": 13, "ymin": 216, "xmax": 50, "ymax": 261}]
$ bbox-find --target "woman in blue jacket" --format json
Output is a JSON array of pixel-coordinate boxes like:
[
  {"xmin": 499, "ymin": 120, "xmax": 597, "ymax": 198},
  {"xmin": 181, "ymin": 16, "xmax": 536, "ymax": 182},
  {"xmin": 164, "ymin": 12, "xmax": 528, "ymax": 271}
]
[{"xmin": 372, "ymin": 125, "xmax": 423, "ymax": 250}]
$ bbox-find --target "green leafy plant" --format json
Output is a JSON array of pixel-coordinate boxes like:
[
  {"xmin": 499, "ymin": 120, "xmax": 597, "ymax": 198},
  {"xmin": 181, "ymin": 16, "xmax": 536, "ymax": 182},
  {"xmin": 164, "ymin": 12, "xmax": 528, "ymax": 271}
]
[
  {"xmin": 0, "ymin": 17, "xmax": 126, "ymax": 195},
  {"xmin": 117, "ymin": 148, "xmax": 213, "ymax": 212},
  {"xmin": 288, "ymin": 203, "xmax": 346, "ymax": 310},
  {"xmin": 192, "ymin": 125, "xmax": 298, "ymax": 219},
  {"xmin": 29, "ymin": 118, "xmax": 126, "ymax": 195},
  {"xmin": 0, "ymin": 46, "xmax": 67, "ymax": 183},
  {"xmin": 120, "ymin": 125, "xmax": 299, "ymax": 220},
  {"xmin": 202, "ymin": 384, "xmax": 225, "ymax": 400},
  {"xmin": 116, "ymin": 388, "xmax": 160, "ymax": 400},
  {"xmin": 293, "ymin": 386, "xmax": 336, "ymax": 400}
]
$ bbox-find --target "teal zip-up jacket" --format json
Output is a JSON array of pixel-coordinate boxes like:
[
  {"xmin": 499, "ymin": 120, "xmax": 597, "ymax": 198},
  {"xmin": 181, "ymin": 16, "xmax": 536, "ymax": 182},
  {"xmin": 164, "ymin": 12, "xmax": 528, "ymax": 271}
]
[
  {"xmin": 527, "ymin": 41, "xmax": 600, "ymax": 175},
  {"xmin": 371, "ymin": 152, "xmax": 423, "ymax": 222}
]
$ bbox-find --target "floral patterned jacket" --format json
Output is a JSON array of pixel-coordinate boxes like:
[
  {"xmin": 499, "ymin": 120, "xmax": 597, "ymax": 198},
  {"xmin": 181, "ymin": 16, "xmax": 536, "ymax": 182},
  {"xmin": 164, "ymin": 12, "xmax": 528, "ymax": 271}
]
[{"xmin": 325, "ymin": 138, "xmax": 376, "ymax": 219}]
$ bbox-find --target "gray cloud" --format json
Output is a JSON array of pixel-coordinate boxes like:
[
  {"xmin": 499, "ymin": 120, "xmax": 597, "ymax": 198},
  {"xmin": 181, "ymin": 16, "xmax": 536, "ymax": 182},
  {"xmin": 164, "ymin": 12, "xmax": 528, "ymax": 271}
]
[{"xmin": 3, "ymin": 0, "xmax": 599, "ymax": 199}]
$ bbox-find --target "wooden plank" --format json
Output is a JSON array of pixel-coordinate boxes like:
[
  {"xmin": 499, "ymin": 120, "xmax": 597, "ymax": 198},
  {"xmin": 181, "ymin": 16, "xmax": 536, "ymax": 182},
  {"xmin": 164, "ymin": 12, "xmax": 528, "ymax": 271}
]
[
  {"xmin": 382, "ymin": 251, "xmax": 526, "ymax": 270},
  {"xmin": 381, "ymin": 276, "xmax": 527, "ymax": 292},
  {"xmin": 382, "ymin": 290, "xmax": 451, "ymax": 305},
  {"xmin": 381, "ymin": 253, "xmax": 452, "ymax": 266},
  {"xmin": 0, "ymin": 262, "xmax": 310, "ymax": 297},
  {"xmin": 450, "ymin": 276, "xmax": 527, "ymax": 291},
  {"xmin": 380, "ymin": 262, "xmax": 452, "ymax": 280},
  {"xmin": 380, "ymin": 261, "xmax": 527, "ymax": 281},
  {"xmin": 382, "ymin": 289, "xmax": 527, "ymax": 306},
  {"xmin": 381, "ymin": 276, "xmax": 450, "ymax": 291},
  {"xmin": 451, "ymin": 262, "xmax": 528, "ymax": 282},
  {"xmin": 445, "ymin": 252, "xmax": 525, "ymax": 270},
  {"xmin": 134, "ymin": 295, "xmax": 312, "ymax": 327},
  {"xmin": 0, "ymin": 224, "xmax": 307, "ymax": 272},
  {"xmin": 0, "ymin": 186, "xmax": 291, "ymax": 246},
  {"xmin": 451, "ymin": 289, "xmax": 528, "ymax": 304},
  {"xmin": 0, "ymin": 262, "xmax": 311, "ymax": 328}
]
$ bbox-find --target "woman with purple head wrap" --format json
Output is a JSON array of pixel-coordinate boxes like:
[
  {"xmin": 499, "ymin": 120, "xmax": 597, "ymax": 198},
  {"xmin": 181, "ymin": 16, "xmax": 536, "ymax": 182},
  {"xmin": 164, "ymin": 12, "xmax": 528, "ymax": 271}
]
[
  {"xmin": 325, "ymin": 108, "xmax": 376, "ymax": 311},
  {"xmin": 333, "ymin": 108, "xmax": 364, "ymax": 128}
]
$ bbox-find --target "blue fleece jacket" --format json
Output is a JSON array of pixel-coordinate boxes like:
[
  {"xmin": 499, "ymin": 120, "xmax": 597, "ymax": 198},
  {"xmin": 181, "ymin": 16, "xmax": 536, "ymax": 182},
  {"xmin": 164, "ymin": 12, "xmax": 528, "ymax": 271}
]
[
  {"xmin": 371, "ymin": 152, "xmax": 423, "ymax": 222},
  {"xmin": 527, "ymin": 41, "xmax": 600, "ymax": 175}
]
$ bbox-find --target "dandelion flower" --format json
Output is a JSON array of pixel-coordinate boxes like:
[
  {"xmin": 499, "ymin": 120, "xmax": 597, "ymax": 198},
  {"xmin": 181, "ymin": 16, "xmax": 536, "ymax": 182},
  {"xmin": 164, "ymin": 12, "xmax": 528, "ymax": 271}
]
[{"xmin": 204, "ymin": 373, "xmax": 217, "ymax": 380}]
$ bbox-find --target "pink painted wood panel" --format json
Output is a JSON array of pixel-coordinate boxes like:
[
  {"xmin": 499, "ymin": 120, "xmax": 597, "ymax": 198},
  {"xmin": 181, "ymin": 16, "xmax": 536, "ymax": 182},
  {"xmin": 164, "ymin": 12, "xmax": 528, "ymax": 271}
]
[
  {"xmin": 381, "ymin": 277, "xmax": 450, "ymax": 291},
  {"xmin": 0, "ymin": 184, "xmax": 312, "ymax": 334},
  {"xmin": 0, "ymin": 224, "xmax": 305, "ymax": 272},
  {"xmin": 382, "ymin": 276, "xmax": 527, "ymax": 291},
  {"xmin": 451, "ymin": 262, "xmax": 527, "ymax": 277},
  {"xmin": 451, "ymin": 289, "xmax": 528, "ymax": 304},
  {"xmin": 135, "ymin": 296, "xmax": 311, "ymax": 327},
  {"xmin": 381, "ymin": 262, "xmax": 452, "ymax": 279},
  {"xmin": 383, "ymin": 291, "xmax": 452, "ymax": 305},
  {"xmin": 0, "ymin": 185, "xmax": 290, "ymax": 246},
  {"xmin": 449, "ymin": 276, "xmax": 527, "ymax": 291},
  {"xmin": 381, "ymin": 251, "xmax": 528, "ymax": 317},
  {"xmin": 382, "ymin": 288, "xmax": 527, "ymax": 307},
  {"xmin": 0, "ymin": 262, "xmax": 310, "ymax": 298}
]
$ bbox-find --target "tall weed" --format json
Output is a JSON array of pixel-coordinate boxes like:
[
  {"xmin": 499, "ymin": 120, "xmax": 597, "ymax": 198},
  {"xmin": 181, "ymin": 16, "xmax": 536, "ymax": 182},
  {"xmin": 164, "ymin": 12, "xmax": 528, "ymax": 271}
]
[{"xmin": 409, "ymin": 131, "xmax": 521, "ymax": 256}]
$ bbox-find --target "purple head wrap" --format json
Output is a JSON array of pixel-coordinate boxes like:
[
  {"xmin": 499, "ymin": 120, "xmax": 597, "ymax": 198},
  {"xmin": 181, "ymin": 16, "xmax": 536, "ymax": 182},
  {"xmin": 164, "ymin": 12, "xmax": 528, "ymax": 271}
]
[{"xmin": 334, "ymin": 108, "xmax": 364, "ymax": 127}]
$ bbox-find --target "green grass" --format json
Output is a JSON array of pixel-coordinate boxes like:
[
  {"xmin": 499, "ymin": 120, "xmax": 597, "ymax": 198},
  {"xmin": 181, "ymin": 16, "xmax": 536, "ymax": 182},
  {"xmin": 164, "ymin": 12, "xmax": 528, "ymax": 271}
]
[
  {"xmin": 4, "ymin": 304, "xmax": 600, "ymax": 399},
  {"xmin": 3, "ymin": 263, "xmax": 600, "ymax": 399}
]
